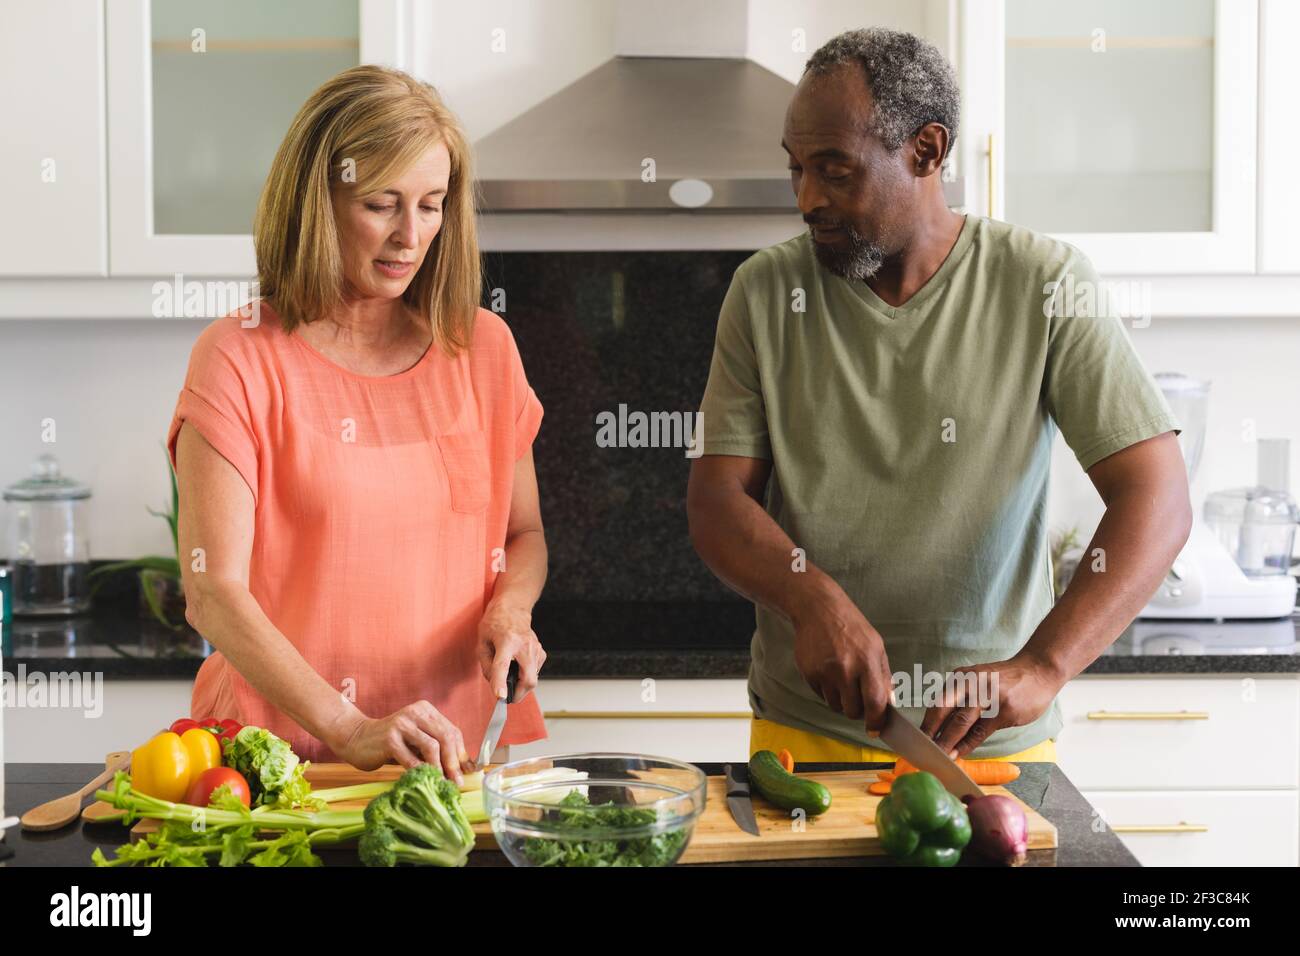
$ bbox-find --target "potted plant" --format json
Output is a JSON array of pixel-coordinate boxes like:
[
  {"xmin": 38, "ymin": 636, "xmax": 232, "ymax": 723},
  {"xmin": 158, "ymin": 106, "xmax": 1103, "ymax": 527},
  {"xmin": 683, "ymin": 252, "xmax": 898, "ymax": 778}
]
[
  {"xmin": 1049, "ymin": 525, "xmax": 1083, "ymax": 602},
  {"xmin": 88, "ymin": 444, "xmax": 186, "ymax": 629}
]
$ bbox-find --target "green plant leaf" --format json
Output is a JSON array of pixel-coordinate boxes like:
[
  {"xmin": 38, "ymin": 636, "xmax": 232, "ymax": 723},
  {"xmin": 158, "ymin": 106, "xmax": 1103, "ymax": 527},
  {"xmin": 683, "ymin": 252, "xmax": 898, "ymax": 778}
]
[
  {"xmin": 140, "ymin": 568, "xmax": 184, "ymax": 631},
  {"xmin": 164, "ymin": 440, "xmax": 179, "ymax": 560}
]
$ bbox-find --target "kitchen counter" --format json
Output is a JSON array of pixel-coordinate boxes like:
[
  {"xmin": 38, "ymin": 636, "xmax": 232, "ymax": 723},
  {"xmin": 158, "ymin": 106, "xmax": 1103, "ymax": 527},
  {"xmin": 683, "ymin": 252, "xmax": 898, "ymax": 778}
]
[
  {"xmin": 4, "ymin": 599, "xmax": 1298, "ymax": 679},
  {"xmin": 1, "ymin": 760, "xmax": 1136, "ymax": 867}
]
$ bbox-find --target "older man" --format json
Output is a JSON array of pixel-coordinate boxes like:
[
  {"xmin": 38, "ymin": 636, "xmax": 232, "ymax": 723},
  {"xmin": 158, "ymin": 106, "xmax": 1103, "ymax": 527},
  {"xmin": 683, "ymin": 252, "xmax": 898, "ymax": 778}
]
[{"xmin": 688, "ymin": 28, "xmax": 1191, "ymax": 763}]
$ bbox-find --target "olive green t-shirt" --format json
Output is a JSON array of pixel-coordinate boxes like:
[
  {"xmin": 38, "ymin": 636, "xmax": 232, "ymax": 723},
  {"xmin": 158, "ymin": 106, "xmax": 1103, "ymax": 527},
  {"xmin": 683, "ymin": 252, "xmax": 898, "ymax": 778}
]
[{"xmin": 698, "ymin": 214, "xmax": 1180, "ymax": 757}]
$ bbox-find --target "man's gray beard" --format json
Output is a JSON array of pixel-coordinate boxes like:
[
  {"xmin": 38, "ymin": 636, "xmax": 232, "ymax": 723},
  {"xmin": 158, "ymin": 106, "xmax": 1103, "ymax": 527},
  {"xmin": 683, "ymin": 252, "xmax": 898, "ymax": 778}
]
[{"xmin": 811, "ymin": 226, "xmax": 886, "ymax": 281}]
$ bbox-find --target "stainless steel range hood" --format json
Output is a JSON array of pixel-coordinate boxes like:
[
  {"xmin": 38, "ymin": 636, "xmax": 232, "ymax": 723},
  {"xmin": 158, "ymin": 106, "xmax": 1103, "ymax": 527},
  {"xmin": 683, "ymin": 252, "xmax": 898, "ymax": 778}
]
[
  {"xmin": 472, "ymin": 2, "xmax": 964, "ymax": 215},
  {"xmin": 474, "ymin": 56, "xmax": 800, "ymax": 213}
]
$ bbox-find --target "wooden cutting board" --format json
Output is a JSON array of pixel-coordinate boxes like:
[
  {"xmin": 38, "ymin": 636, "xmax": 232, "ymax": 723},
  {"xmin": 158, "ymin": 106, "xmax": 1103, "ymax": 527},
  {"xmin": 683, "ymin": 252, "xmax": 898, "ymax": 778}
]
[
  {"xmin": 84, "ymin": 764, "xmax": 1055, "ymax": 863},
  {"xmin": 677, "ymin": 769, "xmax": 1055, "ymax": 863},
  {"xmin": 83, "ymin": 762, "xmax": 500, "ymax": 850}
]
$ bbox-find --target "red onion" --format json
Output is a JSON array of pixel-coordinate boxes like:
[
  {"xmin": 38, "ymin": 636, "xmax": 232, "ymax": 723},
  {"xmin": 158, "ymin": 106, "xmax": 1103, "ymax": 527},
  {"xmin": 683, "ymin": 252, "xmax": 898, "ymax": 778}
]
[{"xmin": 962, "ymin": 794, "xmax": 1028, "ymax": 866}]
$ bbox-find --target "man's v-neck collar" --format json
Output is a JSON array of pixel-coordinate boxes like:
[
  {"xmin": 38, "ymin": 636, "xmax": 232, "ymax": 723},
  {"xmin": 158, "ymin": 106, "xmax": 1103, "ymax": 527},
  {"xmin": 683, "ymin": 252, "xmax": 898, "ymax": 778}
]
[{"xmin": 832, "ymin": 214, "xmax": 977, "ymax": 321}]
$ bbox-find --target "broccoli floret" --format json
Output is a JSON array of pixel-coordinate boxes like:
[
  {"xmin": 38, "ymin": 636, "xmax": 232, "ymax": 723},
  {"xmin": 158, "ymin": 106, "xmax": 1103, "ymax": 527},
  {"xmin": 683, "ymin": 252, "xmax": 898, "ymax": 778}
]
[
  {"xmin": 391, "ymin": 764, "xmax": 475, "ymax": 849},
  {"xmin": 357, "ymin": 764, "xmax": 474, "ymax": 867},
  {"xmin": 362, "ymin": 792, "xmax": 446, "ymax": 850},
  {"xmin": 358, "ymin": 823, "xmax": 468, "ymax": 868}
]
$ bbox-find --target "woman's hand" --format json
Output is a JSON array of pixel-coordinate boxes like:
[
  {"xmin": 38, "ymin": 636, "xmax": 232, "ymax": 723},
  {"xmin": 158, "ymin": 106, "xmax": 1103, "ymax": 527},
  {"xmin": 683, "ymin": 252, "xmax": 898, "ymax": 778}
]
[
  {"xmin": 333, "ymin": 701, "xmax": 470, "ymax": 784},
  {"xmin": 476, "ymin": 601, "xmax": 546, "ymax": 703}
]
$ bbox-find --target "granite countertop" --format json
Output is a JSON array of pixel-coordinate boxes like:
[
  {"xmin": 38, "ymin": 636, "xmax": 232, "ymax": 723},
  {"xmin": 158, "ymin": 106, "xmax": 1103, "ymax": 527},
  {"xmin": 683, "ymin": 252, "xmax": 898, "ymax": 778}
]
[
  {"xmin": 4, "ymin": 596, "xmax": 1298, "ymax": 680},
  {"xmin": 0, "ymin": 760, "xmax": 1135, "ymax": 867}
]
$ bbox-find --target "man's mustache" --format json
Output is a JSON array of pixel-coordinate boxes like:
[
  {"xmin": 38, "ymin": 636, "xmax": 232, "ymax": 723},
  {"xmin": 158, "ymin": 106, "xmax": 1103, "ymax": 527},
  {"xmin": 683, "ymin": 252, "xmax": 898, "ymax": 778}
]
[{"xmin": 804, "ymin": 218, "xmax": 843, "ymax": 228}]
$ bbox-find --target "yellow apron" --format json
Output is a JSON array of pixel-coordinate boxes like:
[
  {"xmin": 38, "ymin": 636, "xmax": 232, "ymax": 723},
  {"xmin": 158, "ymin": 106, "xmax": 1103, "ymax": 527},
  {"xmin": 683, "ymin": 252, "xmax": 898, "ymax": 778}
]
[{"xmin": 750, "ymin": 717, "xmax": 1057, "ymax": 763}]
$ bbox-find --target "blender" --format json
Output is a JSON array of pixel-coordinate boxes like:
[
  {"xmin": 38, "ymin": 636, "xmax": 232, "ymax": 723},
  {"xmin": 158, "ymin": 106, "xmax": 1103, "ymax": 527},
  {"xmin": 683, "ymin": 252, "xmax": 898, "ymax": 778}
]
[{"xmin": 1140, "ymin": 373, "xmax": 1298, "ymax": 621}]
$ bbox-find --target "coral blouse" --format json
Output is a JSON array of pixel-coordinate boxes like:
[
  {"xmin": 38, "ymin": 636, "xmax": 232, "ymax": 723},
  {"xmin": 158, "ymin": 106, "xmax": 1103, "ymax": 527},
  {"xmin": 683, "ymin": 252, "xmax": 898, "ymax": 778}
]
[{"xmin": 166, "ymin": 302, "xmax": 547, "ymax": 762}]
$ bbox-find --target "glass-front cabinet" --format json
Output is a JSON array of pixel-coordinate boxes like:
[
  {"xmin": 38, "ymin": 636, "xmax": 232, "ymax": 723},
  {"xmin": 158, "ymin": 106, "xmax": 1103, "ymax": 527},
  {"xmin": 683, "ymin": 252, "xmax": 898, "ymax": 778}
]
[
  {"xmin": 960, "ymin": 0, "xmax": 1259, "ymax": 275},
  {"xmin": 106, "ymin": 0, "xmax": 415, "ymax": 276}
]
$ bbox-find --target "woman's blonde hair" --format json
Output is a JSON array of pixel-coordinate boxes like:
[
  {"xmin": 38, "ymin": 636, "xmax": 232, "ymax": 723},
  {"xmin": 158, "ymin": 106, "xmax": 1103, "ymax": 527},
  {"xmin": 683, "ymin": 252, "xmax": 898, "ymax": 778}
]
[{"xmin": 254, "ymin": 65, "xmax": 479, "ymax": 354}]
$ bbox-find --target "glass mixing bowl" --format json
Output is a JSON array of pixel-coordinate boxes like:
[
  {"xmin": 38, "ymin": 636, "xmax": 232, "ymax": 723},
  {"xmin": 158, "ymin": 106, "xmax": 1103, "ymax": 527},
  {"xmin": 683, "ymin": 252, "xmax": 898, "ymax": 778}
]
[{"xmin": 482, "ymin": 753, "xmax": 706, "ymax": 867}]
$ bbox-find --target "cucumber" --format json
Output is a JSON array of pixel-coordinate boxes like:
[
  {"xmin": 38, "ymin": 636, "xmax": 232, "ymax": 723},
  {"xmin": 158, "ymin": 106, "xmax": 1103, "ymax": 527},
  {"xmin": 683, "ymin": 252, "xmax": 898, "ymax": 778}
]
[{"xmin": 748, "ymin": 750, "xmax": 832, "ymax": 816}]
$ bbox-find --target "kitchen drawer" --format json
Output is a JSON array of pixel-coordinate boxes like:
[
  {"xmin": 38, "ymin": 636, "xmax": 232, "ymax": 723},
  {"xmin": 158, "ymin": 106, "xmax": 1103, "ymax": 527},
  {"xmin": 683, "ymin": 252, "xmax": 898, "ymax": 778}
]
[
  {"xmin": 530, "ymin": 678, "xmax": 751, "ymax": 712},
  {"xmin": 1057, "ymin": 677, "xmax": 1300, "ymax": 789},
  {"xmin": 1083, "ymin": 790, "xmax": 1299, "ymax": 867},
  {"xmin": 512, "ymin": 717, "xmax": 751, "ymax": 763},
  {"xmin": 512, "ymin": 678, "xmax": 753, "ymax": 762}
]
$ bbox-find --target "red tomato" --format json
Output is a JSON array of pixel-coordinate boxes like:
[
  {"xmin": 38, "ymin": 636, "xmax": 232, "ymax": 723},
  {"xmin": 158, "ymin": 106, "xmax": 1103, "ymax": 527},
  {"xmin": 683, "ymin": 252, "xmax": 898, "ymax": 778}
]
[
  {"xmin": 169, "ymin": 718, "xmax": 199, "ymax": 736},
  {"xmin": 184, "ymin": 767, "xmax": 252, "ymax": 808}
]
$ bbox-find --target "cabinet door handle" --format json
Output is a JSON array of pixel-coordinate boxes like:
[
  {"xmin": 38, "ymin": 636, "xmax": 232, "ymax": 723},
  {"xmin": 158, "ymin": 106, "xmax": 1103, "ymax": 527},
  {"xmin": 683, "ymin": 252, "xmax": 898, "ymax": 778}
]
[
  {"xmin": 986, "ymin": 132, "xmax": 996, "ymax": 217},
  {"xmin": 1111, "ymin": 823, "xmax": 1210, "ymax": 834},
  {"xmin": 1086, "ymin": 710, "xmax": 1209, "ymax": 720}
]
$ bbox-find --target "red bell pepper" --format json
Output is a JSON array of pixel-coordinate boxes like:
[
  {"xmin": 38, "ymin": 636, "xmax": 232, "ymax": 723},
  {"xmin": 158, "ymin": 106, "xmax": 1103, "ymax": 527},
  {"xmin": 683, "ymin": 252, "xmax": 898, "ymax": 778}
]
[{"xmin": 167, "ymin": 716, "xmax": 242, "ymax": 744}]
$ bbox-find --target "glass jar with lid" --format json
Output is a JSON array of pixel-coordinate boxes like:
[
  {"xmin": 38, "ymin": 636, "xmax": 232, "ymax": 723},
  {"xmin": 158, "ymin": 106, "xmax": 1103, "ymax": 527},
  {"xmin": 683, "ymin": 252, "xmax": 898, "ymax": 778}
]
[
  {"xmin": 2, "ymin": 453, "xmax": 93, "ymax": 615},
  {"xmin": 1204, "ymin": 488, "xmax": 1299, "ymax": 578}
]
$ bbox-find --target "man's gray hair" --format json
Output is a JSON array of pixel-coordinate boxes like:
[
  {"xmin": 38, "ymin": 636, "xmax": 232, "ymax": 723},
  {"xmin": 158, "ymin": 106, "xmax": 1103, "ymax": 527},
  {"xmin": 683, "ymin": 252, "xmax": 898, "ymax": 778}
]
[{"xmin": 804, "ymin": 27, "xmax": 960, "ymax": 158}]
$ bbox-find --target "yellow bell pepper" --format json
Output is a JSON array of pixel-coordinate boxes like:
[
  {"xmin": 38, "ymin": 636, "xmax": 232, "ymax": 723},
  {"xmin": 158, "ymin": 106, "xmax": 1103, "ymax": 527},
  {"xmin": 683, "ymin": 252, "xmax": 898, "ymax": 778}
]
[
  {"xmin": 180, "ymin": 727, "xmax": 221, "ymax": 778},
  {"xmin": 131, "ymin": 732, "xmax": 191, "ymax": 803},
  {"xmin": 131, "ymin": 728, "xmax": 221, "ymax": 802}
]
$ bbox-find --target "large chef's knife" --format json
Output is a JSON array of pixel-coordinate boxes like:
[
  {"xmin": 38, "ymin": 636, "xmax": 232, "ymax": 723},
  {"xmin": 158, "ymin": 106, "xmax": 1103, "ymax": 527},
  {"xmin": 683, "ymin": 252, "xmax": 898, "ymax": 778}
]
[
  {"xmin": 723, "ymin": 763, "xmax": 761, "ymax": 836},
  {"xmin": 475, "ymin": 660, "xmax": 519, "ymax": 770},
  {"xmin": 874, "ymin": 703, "xmax": 983, "ymax": 800}
]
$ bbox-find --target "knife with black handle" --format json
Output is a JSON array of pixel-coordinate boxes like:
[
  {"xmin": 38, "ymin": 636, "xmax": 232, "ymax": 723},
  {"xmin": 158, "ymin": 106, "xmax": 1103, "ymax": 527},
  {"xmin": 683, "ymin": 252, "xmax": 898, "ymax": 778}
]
[
  {"xmin": 723, "ymin": 762, "xmax": 761, "ymax": 836},
  {"xmin": 474, "ymin": 660, "xmax": 519, "ymax": 770}
]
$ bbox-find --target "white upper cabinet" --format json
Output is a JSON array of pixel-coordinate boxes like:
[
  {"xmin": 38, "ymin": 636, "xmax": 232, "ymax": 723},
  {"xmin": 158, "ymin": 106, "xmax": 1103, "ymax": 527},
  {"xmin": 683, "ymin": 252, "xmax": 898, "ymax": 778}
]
[
  {"xmin": 962, "ymin": 0, "xmax": 1259, "ymax": 275},
  {"xmin": 104, "ymin": 0, "xmax": 417, "ymax": 277},
  {"xmin": 1258, "ymin": 0, "xmax": 1300, "ymax": 273},
  {"xmin": 2, "ymin": 0, "xmax": 1296, "ymax": 296},
  {"xmin": 0, "ymin": 1, "xmax": 107, "ymax": 277}
]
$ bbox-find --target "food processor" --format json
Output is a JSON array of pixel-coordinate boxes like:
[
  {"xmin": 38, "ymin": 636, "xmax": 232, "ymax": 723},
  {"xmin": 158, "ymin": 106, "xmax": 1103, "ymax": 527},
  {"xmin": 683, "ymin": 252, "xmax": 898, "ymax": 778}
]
[{"xmin": 1140, "ymin": 373, "xmax": 1298, "ymax": 620}]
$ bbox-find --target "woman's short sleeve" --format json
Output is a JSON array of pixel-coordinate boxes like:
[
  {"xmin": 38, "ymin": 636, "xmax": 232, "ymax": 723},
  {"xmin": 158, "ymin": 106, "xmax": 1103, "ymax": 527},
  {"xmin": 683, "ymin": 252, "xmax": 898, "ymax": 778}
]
[
  {"xmin": 506, "ymin": 324, "xmax": 543, "ymax": 461},
  {"xmin": 166, "ymin": 323, "xmax": 260, "ymax": 505}
]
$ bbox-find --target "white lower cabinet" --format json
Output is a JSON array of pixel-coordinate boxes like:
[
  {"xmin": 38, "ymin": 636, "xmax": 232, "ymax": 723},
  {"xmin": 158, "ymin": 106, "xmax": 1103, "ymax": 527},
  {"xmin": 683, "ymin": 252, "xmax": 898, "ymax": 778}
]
[
  {"xmin": 1057, "ymin": 675, "xmax": 1300, "ymax": 867},
  {"xmin": 511, "ymin": 679, "xmax": 753, "ymax": 763},
  {"xmin": 0, "ymin": 677, "xmax": 756, "ymax": 765},
  {"xmin": 1082, "ymin": 790, "xmax": 1299, "ymax": 867},
  {"xmin": 2, "ymin": 680, "xmax": 193, "ymax": 763},
  {"xmin": 10, "ymin": 673, "xmax": 1299, "ymax": 868},
  {"xmin": 1055, "ymin": 676, "xmax": 1299, "ymax": 789}
]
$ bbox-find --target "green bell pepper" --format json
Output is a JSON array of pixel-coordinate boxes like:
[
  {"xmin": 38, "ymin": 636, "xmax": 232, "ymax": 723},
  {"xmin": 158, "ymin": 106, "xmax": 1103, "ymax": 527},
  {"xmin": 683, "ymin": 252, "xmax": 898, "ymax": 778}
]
[{"xmin": 875, "ymin": 771, "xmax": 972, "ymax": 867}]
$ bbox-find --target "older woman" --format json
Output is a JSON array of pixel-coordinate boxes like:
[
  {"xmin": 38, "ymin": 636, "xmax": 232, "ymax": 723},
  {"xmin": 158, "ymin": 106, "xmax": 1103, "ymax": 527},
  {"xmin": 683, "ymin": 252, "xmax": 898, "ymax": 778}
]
[{"xmin": 166, "ymin": 65, "xmax": 547, "ymax": 783}]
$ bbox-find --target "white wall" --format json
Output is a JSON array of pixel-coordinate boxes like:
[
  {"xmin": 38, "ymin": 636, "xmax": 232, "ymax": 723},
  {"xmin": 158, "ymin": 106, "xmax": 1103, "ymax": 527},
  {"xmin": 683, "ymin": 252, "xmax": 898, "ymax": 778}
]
[
  {"xmin": 427, "ymin": 0, "xmax": 616, "ymax": 141},
  {"xmin": 1, "ymin": 313, "xmax": 1297, "ymax": 561},
  {"xmin": 747, "ymin": 0, "xmax": 943, "ymax": 82},
  {"xmin": 1, "ymin": 320, "xmax": 194, "ymax": 560},
  {"xmin": 1050, "ymin": 316, "xmax": 1300, "ymax": 544}
]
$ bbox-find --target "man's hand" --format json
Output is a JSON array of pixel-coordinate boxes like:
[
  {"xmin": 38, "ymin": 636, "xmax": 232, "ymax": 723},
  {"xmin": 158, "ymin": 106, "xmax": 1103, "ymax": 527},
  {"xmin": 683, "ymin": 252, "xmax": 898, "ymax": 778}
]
[
  {"xmin": 920, "ymin": 654, "xmax": 1064, "ymax": 758},
  {"xmin": 791, "ymin": 592, "xmax": 895, "ymax": 732}
]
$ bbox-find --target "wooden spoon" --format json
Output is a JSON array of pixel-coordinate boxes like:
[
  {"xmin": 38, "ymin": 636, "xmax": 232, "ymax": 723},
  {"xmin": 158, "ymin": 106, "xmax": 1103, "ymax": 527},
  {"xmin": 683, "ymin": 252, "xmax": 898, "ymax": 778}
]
[
  {"xmin": 21, "ymin": 751, "xmax": 130, "ymax": 832},
  {"xmin": 81, "ymin": 751, "xmax": 134, "ymax": 825}
]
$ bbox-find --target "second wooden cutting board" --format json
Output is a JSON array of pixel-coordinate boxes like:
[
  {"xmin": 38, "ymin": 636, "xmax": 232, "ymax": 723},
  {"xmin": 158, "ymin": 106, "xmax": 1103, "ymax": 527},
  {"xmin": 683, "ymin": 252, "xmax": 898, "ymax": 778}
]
[{"xmin": 678, "ymin": 769, "xmax": 1054, "ymax": 863}]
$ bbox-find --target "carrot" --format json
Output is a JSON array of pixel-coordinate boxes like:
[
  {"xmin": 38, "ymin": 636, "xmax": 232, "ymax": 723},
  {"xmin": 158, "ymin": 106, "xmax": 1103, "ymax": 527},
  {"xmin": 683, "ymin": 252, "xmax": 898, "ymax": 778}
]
[
  {"xmin": 777, "ymin": 749, "xmax": 795, "ymax": 773},
  {"xmin": 893, "ymin": 757, "xmax": 921, "ymax": 777},
  {"xmin": 890, "ymin": 756, "xmax": 1021, "ymax": 785},
  {"xmin": 960, "ymin": 760, "xmax": 1020, "ymax": 785},
  {"xmin": 867, "ymin": 780, "xmax": 892, "ymax": 796}
]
